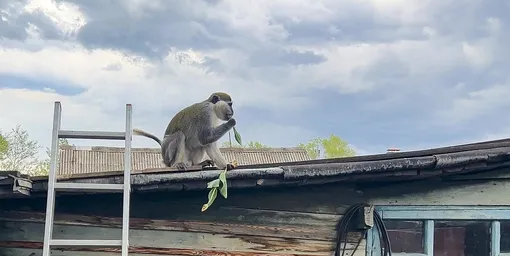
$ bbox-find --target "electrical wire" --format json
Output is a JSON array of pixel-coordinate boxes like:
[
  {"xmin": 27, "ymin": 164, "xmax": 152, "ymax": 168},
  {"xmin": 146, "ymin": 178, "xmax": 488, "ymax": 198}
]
[{"xmin": 334, "ymin": 203, "xmax": 392, "ymax": 256}]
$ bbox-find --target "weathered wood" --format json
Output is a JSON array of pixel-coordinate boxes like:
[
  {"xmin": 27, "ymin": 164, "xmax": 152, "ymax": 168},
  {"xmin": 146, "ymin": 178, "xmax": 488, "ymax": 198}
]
[
  {"xmin": 0, "ymin": 242, "xmax": 335, "ymax": 256},
  {"xmin": 0, "ymin": 220, "xmax": 364, "ymax": 255},
  {"xmin": 0, "ymin": 244, "xmax": 365, "ymax": 256},
  {"xmin": 0, "ymin": 210, "xmax": 349, "ymax": 241},
  {"xmin": 442, "ymin": 167, "xmax": 510, "ymax": 181},
  {"xmin": 364, "ymin": 179, "xmax": 510, "ymax": 205},
  {"xmin": 1, "ymin": 183, "xmax": 365, "ymax": 215}
]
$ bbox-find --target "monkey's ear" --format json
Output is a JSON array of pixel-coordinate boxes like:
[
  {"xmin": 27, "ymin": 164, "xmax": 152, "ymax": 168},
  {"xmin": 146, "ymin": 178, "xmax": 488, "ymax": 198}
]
[{"xmin": 211, "ymin": 95, "xmax": 220, "ymax": 104}]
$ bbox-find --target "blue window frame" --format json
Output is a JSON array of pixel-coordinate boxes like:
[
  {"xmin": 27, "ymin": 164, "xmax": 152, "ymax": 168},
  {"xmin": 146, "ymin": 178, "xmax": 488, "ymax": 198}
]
[{"xmin": 366, "ymin": 206, "xmax": 510, "ymax": 256}]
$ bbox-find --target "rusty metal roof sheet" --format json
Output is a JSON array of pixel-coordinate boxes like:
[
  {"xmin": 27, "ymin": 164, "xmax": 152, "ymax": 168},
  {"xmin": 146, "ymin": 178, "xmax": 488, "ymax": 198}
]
[{"xmin": 57, "ymin": 145, "xmax": 312, "ymax": 176}]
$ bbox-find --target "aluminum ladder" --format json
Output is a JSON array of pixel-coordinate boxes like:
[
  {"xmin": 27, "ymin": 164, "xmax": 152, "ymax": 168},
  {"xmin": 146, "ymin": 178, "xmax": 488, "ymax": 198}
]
[{"xmin": 42, "ymin": 101, "xmax": 133, "ymax": 256}]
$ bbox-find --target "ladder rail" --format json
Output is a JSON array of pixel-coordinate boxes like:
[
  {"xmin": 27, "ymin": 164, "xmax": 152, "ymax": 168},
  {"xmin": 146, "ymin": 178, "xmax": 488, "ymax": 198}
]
[
  {"xmin": 42, "ymin": 102, "xmax": 62, "ymax": 256},
  {"xmin": 122, "ymin": 104, "xmax": 133, "ymax": 256},
  {"xmin": 42, "ymin": 102, "xmax": 133, "ymax": 256}
]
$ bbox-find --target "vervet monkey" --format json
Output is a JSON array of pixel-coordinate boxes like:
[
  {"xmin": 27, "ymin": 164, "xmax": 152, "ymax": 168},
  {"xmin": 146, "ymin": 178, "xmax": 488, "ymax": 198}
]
[{"xmin": 133, "ymin": 92, "xmax": 236, "ymax": 171}]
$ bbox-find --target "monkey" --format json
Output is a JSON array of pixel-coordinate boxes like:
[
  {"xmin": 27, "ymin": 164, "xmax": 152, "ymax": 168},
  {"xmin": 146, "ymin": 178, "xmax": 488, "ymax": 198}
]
[{"xmin": 133, "ymin": 92, "xmax": 236, "ymax": 171}]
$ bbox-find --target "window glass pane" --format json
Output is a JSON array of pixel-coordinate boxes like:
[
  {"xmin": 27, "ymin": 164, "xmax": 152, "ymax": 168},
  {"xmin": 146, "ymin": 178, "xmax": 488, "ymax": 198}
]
[
  {"xmin": 384, "ymin": 220, "xmax": 424, "ymax": 253},
  {"xmin": 501, "ymin": 221, "xmax": 510, "ymax": 253},
  {"xmin": 434, "ymin": 221, "xmax": 490, "ymax": 256}
]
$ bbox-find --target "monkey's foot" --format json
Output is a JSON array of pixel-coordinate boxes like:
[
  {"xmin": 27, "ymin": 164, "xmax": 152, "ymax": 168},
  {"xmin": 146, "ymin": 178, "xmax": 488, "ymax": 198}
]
[
  {"xmin": 174, "ymin": 162, "xmax": 188, "ymax": 171},
  {"xmin": 226, "ymin": 163, "xmax": 236, "ymax": 171},
  {"xmin": 199, "ymin": 159, "xmax": 215, "ymax": 168}
]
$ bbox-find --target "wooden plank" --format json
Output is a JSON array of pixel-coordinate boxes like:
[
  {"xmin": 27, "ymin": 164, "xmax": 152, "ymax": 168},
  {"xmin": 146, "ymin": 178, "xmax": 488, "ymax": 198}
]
[
  {"xmin": 0, "ymin": 210, "xmax": 344, "ymax": 241},
  {"xmin": 0, "ymin": 243, "xmax": 365, "ymax": 256},
  {"xmin": 443, "ymin": 168, "xmax": 510, "ymax": 181},
  {"xmin": 0, "ymin": 221, "xmax": 364, "ymax": 255},
  {"xmin": 363, "ymin": 179, "xmax": 510, "ymax": 206},
  {"xmin": 0, "ymin": 243, "xmax": 332, "ymax": 256},
  {"xmin": 380, "ymin": 209, "xmax": 510, "ymax": 220},
  {"xmin": 2, "ymin": 183, "xmax": 365, "ymax": 215}
]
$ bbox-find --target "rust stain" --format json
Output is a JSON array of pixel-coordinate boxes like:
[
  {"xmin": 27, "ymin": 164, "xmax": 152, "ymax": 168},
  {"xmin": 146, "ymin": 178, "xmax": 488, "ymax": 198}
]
[{"xmin": 0, "ymin": 241, "xmax": 330, "ymax": 256}]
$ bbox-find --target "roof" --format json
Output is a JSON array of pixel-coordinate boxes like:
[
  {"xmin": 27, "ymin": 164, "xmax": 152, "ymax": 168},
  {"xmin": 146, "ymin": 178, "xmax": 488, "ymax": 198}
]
[
  {"xmin": 2, "ymin": 137, "xmax": 510, "ymax": 198},
  {"xmin": 57, "ymin": 145, "xmax": 313, "ymax": 176}
]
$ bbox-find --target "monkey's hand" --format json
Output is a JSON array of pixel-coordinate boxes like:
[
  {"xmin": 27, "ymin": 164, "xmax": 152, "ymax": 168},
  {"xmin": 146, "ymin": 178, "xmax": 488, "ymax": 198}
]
[
  {"xmin": 227, "ymin": 118, "xmax": 236, "ymax": 126},
  {"xmin": 199, "ymin": 159, "xmax": 215, "ymax": 168},
  {"xmin": 226, "ymin": 160, "xmax": 238, "ymax": 171}
]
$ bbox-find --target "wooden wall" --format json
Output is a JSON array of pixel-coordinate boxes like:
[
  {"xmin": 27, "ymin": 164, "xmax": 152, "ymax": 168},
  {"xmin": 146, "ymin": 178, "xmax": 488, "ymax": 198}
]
[
  {"xmin": 362, "ymin": 171, "xmax": 510, "ymax": 206},
  {"xmin": 1, "ymin": 169, "xmax": 509, "ymax": 256},
  {"xmin": 0, "ymin": 184, "xmax": 367, "ymax": 256}
]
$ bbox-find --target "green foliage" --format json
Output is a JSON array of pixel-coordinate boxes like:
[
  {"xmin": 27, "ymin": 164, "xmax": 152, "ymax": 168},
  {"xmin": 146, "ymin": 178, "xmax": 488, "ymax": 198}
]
[
  {"xmin": 297, "ymin": 138, "xmax": 322, "ymax": 159},
  {"xmin": 202, "ymin": 162, "xmax": 232, "ymax": 212},
  {"xmin": 0, "ymin": 125, "xmax": 42, "ymax": 176},
  {"xmin": 0, "ymin": 133, "xmax": 8, "ymax": 160},
  {"xmin": 36, "ymin": 138, "xmax": 72, "ymax": 176},
  {"xmin": 233, "ymin": 126, "xmax": 242, "ymax": 146},
  {"xmin": 298, "ymin": 134, "xmax": 356, "ymax": 159},
  {"xmin": 0, "ymin": 124, "xmax": 72, "ymax": 177},
  {"xmin": 221, "ymin": 139, "xmax": 271, "ymax": 149}
]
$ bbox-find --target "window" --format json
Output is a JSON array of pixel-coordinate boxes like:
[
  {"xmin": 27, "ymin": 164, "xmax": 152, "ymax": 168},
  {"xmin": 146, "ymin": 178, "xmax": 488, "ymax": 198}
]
[
  {"xmin": 502, "ymin": 221, "xmax": 510, "ymax": 254},
  {"xmin": 385, "ymin": 220, "xmax": 424, "ymax": 253},
  {"xmin": 366, "ymin": 206, "xmax": 510, "ymax": 256},
  {"xmin": 434, "ymin": 221, "xmax": 490, "ymax": 256}
]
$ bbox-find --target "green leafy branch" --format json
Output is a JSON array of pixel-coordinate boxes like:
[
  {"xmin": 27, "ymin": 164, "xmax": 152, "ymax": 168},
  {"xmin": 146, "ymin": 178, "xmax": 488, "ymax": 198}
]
[{"xmin": 201, "ymin": 126, "xmax": 242, "ymax": 212}]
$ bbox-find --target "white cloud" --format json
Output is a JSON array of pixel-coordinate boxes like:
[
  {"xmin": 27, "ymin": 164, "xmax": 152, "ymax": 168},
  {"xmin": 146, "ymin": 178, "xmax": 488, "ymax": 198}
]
[
  {"xmin": 1, "ymin": 0, "xmax": 510, "ymax": 167},
  {"xmin": 436, "ymin": 83, "xmax": 510, "ymax": 125},
  {"xmin": 462, "ymin": 39, "xmax": 495, "ymax": 69}
]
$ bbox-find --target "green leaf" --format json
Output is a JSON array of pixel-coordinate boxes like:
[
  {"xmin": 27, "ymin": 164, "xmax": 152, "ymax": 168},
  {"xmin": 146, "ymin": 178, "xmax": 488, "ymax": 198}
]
[
  {"xmin": 218, "ymin": 170, "xmax": 228, "ymax": 198},
  {"xmin": 201, "ymin": 187, "xmax": 218, "ymax": 212},
  {"xmin": 207, "ymin": 178, "xmax": 221, "ymax": 188},
  {"xmin": 233, "ymin": 127, "xmax": 242, "ymax": 146}
]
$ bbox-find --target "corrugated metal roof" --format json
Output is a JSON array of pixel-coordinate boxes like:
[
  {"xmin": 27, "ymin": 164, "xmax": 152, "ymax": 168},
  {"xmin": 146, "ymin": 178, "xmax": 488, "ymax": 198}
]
[{"xmin": 57, "ymin": 145, "xmax": 312, "ymax": 176}]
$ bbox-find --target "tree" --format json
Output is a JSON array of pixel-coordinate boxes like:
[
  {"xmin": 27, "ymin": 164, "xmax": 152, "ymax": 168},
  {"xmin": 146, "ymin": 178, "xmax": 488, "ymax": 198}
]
[
  {"xmin": 221, "ymin": 140, "xmax": 271, "ymax": 149},
  {"xmin": 35, "ymin": 138, "xmax": 71, "ymax": 176},
  {"xmin": 0, "ymin": 125, "xmax": 42, "ymax": 176},
  {"xmin": 0, "ymin": 132, "xmax": 8, "ymax": 160},
  {"xmin": 298, "ymin": 134, "xmax": 356, "ymax": 159}
]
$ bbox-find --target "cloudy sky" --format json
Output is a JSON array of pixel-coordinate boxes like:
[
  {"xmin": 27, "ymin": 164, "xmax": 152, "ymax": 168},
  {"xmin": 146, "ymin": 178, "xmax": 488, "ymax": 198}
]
[{"xmin": 1, "ymin": 0, "xmax": 509, "ymax": 160}]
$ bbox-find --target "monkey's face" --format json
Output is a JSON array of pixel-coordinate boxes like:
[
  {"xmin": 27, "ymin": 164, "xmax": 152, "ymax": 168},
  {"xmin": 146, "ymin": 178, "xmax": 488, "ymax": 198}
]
[{"xmin": 214, "ymin": 100, "xmax": 234, "ymax": 121}]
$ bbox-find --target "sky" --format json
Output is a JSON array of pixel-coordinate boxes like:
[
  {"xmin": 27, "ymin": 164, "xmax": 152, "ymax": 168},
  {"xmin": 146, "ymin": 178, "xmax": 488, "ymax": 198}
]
[{"xmin": 1, "ymin": 0, "xmax": 510, "ymax": 160}]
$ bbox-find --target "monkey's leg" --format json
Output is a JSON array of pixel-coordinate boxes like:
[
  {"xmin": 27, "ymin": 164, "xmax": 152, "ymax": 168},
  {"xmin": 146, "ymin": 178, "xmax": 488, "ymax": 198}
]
[
  {"xmin": 205, "ymin": 142, "xmax": 234, "ymax": 170},
  {"xmin": 199, "ymin": 120, "xmax": 235, "ymax": 145},
  {"xmin": 161, "ymin": 133, "xmax": 180, "ymax": 167},
  {"xmin": 189, "ymin": 148, "xmax": 210, "ymax": 166},
  {"xmin": 165, "ymin": 131, "xmax": 191, "ymax": 170}
]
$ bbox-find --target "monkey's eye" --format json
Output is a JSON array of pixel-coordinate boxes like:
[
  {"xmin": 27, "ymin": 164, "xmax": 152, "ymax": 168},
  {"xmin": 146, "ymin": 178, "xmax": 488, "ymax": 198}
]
[{"xmin": 228, "ymin": 102, "xmax": 232, "ymax": 107}]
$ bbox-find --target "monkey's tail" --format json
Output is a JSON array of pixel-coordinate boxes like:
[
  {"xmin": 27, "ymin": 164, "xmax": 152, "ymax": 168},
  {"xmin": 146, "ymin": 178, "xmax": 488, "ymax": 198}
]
[{"xmin": 132, "ymin": 128, "xmax": 162, "ymax": 145}]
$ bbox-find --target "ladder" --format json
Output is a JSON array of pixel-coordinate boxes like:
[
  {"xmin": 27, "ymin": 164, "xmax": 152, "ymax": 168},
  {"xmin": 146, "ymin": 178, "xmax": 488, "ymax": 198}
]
[{"xmin": 42, "ymin": 101, "xmax": 133, "ymax": 256}]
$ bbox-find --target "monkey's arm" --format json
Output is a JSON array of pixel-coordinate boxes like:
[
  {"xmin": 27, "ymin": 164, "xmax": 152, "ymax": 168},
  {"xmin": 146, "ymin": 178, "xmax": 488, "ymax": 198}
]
[
  {"xmin": 205, "ymin": 142, "xmax": 229, "ymax": 170},
  {"xmin": 199, "ymin": 119, "xmax": 236, "ymax": 145}
]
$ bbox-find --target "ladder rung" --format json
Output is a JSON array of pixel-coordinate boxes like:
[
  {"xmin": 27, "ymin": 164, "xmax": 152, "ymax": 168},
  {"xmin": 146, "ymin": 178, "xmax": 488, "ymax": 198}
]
[
  {"xmin": 54, "ymin": 183, "xmax": 124, "ymax": 192},
  {"xmin": 58, "ymin": 130, "xmax": 126, "ymax": 140},
  {"xmin": 50, "ymin": 239, "xmax": 122, "ymax": 247}
]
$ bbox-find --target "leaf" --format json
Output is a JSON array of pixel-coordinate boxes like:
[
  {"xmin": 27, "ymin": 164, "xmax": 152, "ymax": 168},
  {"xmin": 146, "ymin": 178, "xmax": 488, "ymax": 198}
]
[
  {"xmin": 201, "ymin": 187, "xmax": 218, "ymax": 212},
  {"xmin": 207, "ymin": 178, "xmax": 221, "ymax": 188},
  {"xmin": 233, "ymin": 126, "xmax": 242, "ymax": 146},
  {"xmin": 218, "ymin": 170, "xmax": 228, "ymax": 198}
]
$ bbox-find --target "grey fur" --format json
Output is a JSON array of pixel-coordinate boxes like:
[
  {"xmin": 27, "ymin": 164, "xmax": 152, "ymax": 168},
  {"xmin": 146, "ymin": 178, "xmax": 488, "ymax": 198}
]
[{"xmin": 133, "ymin": 92, "xmax": 236, "ymax": 170}]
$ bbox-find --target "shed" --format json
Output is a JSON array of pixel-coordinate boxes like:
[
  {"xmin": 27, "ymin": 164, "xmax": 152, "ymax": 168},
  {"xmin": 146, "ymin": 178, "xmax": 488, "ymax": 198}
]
[{"xmin": 1, "ymin": 138, "xmax": 510, "ymax": 256}]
